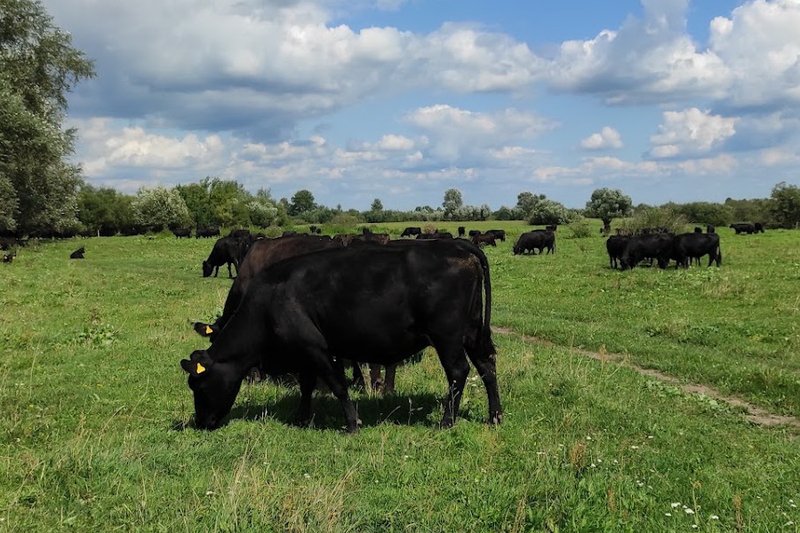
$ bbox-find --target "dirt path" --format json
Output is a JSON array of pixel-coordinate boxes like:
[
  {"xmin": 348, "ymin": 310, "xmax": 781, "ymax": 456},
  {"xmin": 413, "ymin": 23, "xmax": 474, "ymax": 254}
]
[{"xmin": 492, "ymin": 326, "xmax": 800, "ymax": 432}]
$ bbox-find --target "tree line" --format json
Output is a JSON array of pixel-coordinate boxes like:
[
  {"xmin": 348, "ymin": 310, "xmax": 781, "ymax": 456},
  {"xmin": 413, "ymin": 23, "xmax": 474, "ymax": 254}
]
[{"xmin": 2, "ymin": 0, "xmax": 799, "ymax": 238}]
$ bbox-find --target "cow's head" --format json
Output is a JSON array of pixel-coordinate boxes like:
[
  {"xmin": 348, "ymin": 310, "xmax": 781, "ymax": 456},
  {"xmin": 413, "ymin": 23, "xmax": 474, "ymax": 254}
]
[
  {"xmin": 180, "ymin": 350, "xmax": 242, "ymax": 430},
  {"xmin": 193, "ymin": 321, "xmax": 220, "ymax": 342},
  {"xmin": 201, "ymin": 260, "xmax": 213, "ymax": 277}
]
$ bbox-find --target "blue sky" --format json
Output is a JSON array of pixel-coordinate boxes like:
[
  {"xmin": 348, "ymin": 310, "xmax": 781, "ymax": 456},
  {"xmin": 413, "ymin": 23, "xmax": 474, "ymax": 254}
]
[{"xmin": 45, "ymin": 0, "xmax": 800, "ymax": 209}]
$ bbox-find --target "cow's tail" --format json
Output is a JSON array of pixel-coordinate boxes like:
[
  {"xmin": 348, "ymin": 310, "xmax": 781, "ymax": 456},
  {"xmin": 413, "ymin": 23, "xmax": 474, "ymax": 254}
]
[{"xmin": 471, "ymin": 243, "xmax": 495, "ymax": 357}]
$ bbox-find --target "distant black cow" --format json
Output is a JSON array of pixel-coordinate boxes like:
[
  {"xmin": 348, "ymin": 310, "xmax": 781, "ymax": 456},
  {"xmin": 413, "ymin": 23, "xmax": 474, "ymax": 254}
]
[
  {"xmin": 513, "ymin": 231, "xmax": 555, "ymax": 255},
  {"xmin": 754, "ymin": 222, "xmax": 765, "ymax": 233},
  {"xmin": 673, "ymin": 232, "xmax": 722, "ymax": 268},
  {"xmin": 694, "ymin": 227, "xmax": 703, "ymax": 233},
  {"xmin": 707, "ymin": 224, "xmax": 715, "ymax": 234},
  {"xmin": 486, "ymin": 229, "xmax": 506, "ymax": 242},
  {"xmin": 730, "ymin": 223, "xmax": 756, "ymax": 235},
  {"xmin": 457, "ymin": 226, "xmax": 466, "ymax": 237},
  {"xmin": 70, "ymin": 247, "xmax": 85, "ymax": 259},
  {"xmin": 468, "ymin": 230, "xmax": 481, "ymax": 238},
  {"xmin": 416, "ymin": 231, "xmax": 453, "ymax": 240},
  {"xmin": 172, "ymin": 227, "xmax": 192, "ymax": 238},
  {"xmin": 620, "ymin": 234, "xmax": 674, "ymax": 269},
  {"xmin": 471, "ymin": 233, "xmax": 497, "ymax": 247},
  {"xmin": 606, "ymin": 235, "xmax": 629, "ymax": 269},
  {"xmin": 309, "ymin": 225, "xmax": 322, "ymax": 235},
  {"xmin": 400, "ymin": 227, "xmax": 421, "ymax": 238},
  {"xmin": 202, "ymin": 237, "xmax": 240, "ymax": 278},
  {"xmin": 181, "ymin": 239, "xmax": 499, "ymax": 432},
  {"xmin": 196, "ymin": 226, "xmax": 221, "ymax": 239}
]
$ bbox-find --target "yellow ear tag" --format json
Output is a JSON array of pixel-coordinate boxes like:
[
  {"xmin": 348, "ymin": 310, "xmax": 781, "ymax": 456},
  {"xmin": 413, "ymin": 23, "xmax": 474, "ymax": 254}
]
[
  {"xmin": 204, "ymin": 325, "xmax": 213, "ymax": 335},
  {"xmin": 196, "ymin": 362, "xmax": 206, "ymax": 374}
]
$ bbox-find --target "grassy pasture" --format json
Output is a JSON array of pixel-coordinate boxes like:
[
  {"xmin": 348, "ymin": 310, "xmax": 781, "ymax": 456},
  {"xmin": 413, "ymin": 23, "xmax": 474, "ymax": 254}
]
[{"xmin": 1, "ymin": 226, "xmax": 798, "ymax": 531}]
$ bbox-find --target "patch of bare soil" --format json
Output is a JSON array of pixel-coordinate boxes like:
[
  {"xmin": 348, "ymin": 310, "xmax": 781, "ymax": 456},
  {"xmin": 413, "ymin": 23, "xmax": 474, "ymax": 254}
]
[{"xmin": 492, "ymin": 326, "xmax": 800, "ymax": 431}]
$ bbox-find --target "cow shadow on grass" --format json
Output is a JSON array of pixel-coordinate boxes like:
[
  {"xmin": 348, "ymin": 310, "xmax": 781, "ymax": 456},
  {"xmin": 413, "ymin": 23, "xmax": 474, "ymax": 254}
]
[{"xmin": 172, "ymin": 389, "xmax": 484, "ymax": 432}]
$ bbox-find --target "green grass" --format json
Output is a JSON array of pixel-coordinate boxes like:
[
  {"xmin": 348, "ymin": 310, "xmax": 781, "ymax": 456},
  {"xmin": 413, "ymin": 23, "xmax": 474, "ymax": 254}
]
[{"xmin": 1, "ymin": 229, "xmax": 799, "ymax": 531}]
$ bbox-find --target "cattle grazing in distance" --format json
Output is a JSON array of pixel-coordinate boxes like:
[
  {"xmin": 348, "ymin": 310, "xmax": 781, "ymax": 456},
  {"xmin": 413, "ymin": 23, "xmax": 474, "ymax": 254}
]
[
  {"xmin": 471, "ymin": 232, "xmax": 497, "ymax": 247},
  {"xmin": 181, "ymin": 239, "xmax": 499, "ymax": 432},
  {"xmin": 513, "ymin": 230, "xmax": 555, "ymax": 255},
  {"xmin": 202, "ymin": 237, "xmax": 242, "ymax": 278},
  {"xmin": 195, "ymin": 226, "xmax": 220, "ymax": 239},
  {"xmin": 308, "ymin": 225, "xmax": 322, "ymax": 235},
  {"xmin": 706, "ymin": 224, "xmax": 715, "ymax": 234},
  {"xmin": 70, "ymin": 247, "xmax": 85, "ymax": 259},
  {"xmin": 620, "ymin": 234, "xmax": 674, "ymax": 269},
  {"xmin": 457, "ymin": 226, "xmax": 466, "ymax": 237},
  {"xmin": 172, "ymin": 227, "xmax": 192, "ymax": 238},
  {"xmin": 485, "ymin": 229, "xmax": 506, "ymax": 242},
  {"xmin": 673, "ymin": 232, "xmax": 722, "ymax": 267},
  {"xmin": 730, "ymin": 222, "xmax": 765, "ymax": 235},
  {"xmin": 468, "ymin": 229, "xmax": 481, "ymax": 238},
  {"xmin": 400, "ymin": 227, "xmax": 421, "ymax": 238},
  {"xmin": 416, "ymin": 231, "xmax": 453, "ymax": 240},
  {"xmin": 606, "ymin": 235, "xmax": 629, "ymax": 269}
]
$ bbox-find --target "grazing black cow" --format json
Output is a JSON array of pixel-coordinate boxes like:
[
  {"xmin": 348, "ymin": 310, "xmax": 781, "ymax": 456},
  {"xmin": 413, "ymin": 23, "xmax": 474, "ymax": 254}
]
[
  {"xmin": 400, "ymin": 227, "xmax": 421, "ymax": 238},
  {"xmin": 606, "ymin": 235, "xmax": 629, "ymax": 269},
  {"xmin": 196, "ymin": 226, "xmax": 221, "ymax": 239},
  {"xmin": 730, "ymin": 223, "xmax": 756, "ymax": 235},
  {"xmin": 416, "ymin": 231, "xmax": 453, "ymax": 240},
  {"xmin": 172, "ymin": 227, "xmax": 192, "ymax": 238},
  {"xmin": 754, "ymin": 222, "xmax": 765, "ymax": 233},
  {"xmin": 181, "ymin": 239, "xmax": 499, "ymax": 432},
  {"xmin": 471, "ymin": 233, "xmax": 497, "ymax": 247},
  {"xmin": 468, "ymin": 229, "xmax": 481, "ymax": 238},
  {"xmin": 202, "ymin": 237, "xmax": 241, "ymax": 278},
  {"xmin": 70, "ymin": 247, "xmax": 85, "ymax": 259},
  {"xmin": 513, "ymin": 231, "xmax": 555, "ymax": 255},
  {"xmin": 620, "ymin": 234, "xmax": 674, "ymax": 269},
  {"xmin": 694, "ymin": 227, "xmax": 703, "ymax": 233},
  {"xmin": 485, "ymin": 229, "xmax": 506, "ymax": 242},
  {"xmin": 672, "ymin": 232, "xmax": 722, "ymax": 268},
  {"xmin": 457, "ymin": 226, "xmax": 466, "ymax": 237}
]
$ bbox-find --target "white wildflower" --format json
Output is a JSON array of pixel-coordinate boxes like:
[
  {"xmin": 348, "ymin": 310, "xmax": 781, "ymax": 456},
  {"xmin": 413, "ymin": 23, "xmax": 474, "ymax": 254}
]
[
  {"xmin": 671, "ymin": 503, "xmax": 681, "ymax": 508},
  {"xmin": 684, "ymin": 508, "xmax": 695, "ymax": 515}
]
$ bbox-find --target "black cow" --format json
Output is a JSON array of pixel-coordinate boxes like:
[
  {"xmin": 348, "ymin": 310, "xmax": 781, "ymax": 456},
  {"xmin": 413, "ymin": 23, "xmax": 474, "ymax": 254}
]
[
  {"xmin": 673, "ymin": 233, "xmax": 722, "ymax": 267},
  {"xmin": 545, "ymin": 225, "xmax": 557, "ymax": 232},
  {"xmin": 620, "ymin": 234, "xmax": 674, "ymax": 269},
  {"xmin": 457, "ymin": 226, "xmax": 466, "ymax": 237},
  {"xmin": 468, "ymin": 230, "xmax": 481, "ymax": 238},
  {"xmin": 196, "ymin": 226, "xmax": 221, "ymax": 239},
  {"xmin": 181, "ymin": 239, "xmax": 499, "ymax": 432},
  {"xmin": 70, "ymin": 247, "xmax": 85, "ymax": 259},
  {"xmin": 606, "ymin": 235, "xmax": 629, "ymax": 269},
  {"xmin": 754, "ymin": 222, "xmax": 765, "ymax": 233},
  {"xmin": 400, "ymin": 227, "xmax": 421, "ymax": 238},
  {"xmin": 513, "ymin": 231, "xmax": 555, "ymax": 255},
  {"xmin": 730, "ymin": 223, "xmax": 756, "ymax": 235},
  {"xmin": 202, "ymin": 237, "xmax": 241, "ymax": 278},
  {"xmin": 485, "ymin": 229, "xmax": 506, "ymax": 242},
  {"xmin": 707, "ymin": 224, "xmax": 715, "ymax": 234},
  {"xmin": 471, "ymin": 233, "xmax": 497, "ymax": 247},
  {"xmin": 172, "ymin": 227, "xmax": 192, "ymax": 238},
  {"xmin": 416, "ymin": 231, "xmax": 449, "ymax": 240}
]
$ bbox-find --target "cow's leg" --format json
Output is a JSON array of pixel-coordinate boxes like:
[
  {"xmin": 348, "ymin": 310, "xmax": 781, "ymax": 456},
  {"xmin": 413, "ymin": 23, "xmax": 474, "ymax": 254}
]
[
  {"xmin": 310, "ymin": 353, "xmax": 359, "ymax": 432},
  {"xmin": 368, "ymin": 363, "xmax": 383, "ymax": 392},
  {"xmin": 295, "ymin": 371, "xmax": 316, "ymax": 427},
  {"xmin": 213, "ymin": 265, "xmax": 219, "ymax": 277},
  {"xmin": 349, "ymin": 361, "xmax": 366, "ymax": 391},
  {"xmin": 227, "ymin": 262, "xmax": 233, "ymax": 278},
  {"xmin": 433, "ymin": 338, "xmax": 470, "ymax": 428},
  {"xmin": 383, "ymin": 364, "xmax": 396, "ymax": 395},
  {"xmin": 465, "ymin": 348, "xmax": 502, "ymax": 425}
]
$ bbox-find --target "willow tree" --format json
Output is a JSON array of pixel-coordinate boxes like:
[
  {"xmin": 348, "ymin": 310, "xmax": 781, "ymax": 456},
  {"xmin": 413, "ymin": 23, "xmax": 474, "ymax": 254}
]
[{"xmin": 0, "ymin": 0, "xmax": 94, "ymax": 234}]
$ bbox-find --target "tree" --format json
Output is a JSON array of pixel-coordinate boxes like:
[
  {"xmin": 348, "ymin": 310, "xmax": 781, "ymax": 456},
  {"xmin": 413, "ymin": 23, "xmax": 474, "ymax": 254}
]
[
  {"xmin": 584, "ymin": 188, "xmax": 633, "ymax": 233},
  {"xmin": 131, "ymin": 187, "xmax": 192, "ymax": 230},
  {"xmin": 770, "ymin": 181, "xmax": 800, "ymax": 228},
  {"xmin": 0, "ymin": 0, "xmax": 94, "ymax": 234},
  {"xmin": 77, "ymin": 184, "xmax": 134, "ymax": 234},
  {"xmin": 528, "ymin": 198, "xmax": 574, "ymax": 225},
  {"xmin": 370, "ymin": 198, "xmax": 383, "ymax": 212},
  {"xmin": 442, "ymin": 188, "xmax": 463, "ymax": 219},
  {"xmin": 289, "ymin": 190, "xmax": 316, "ymax": 216},
  {"xmin": 516, "ymin": 192, "xmax": 546, "ymax": 218}
]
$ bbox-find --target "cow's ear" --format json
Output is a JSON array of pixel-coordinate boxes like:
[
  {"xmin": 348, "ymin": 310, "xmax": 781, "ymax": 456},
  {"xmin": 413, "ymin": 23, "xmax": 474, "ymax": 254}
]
[{"xmin": 181, "ymin": 350, "xmax": 214, "ymax": 376}]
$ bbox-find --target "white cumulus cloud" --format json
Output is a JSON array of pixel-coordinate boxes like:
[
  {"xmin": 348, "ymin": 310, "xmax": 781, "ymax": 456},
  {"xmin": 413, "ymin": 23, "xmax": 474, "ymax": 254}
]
[
  {"xmin": 580, "ymin": 127, "xmax": 623, "ymax": 150},
  {"xmin": 649, "ymin": 108, "xmax": 738, "ymax": 158}
]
